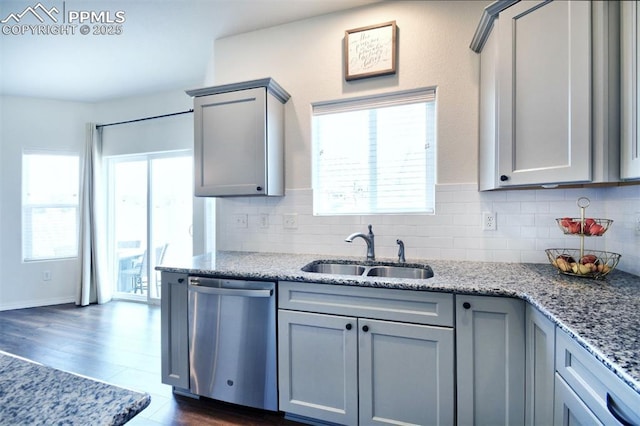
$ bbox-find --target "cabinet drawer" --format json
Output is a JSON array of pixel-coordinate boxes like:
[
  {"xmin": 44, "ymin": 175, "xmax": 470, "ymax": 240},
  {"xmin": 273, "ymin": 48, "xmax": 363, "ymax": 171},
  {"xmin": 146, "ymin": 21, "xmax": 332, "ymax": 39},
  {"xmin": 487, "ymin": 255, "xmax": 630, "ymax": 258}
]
[
  {"xmin": 555, "ymin": 328, "xmax": 640, "ymax": 425},
  {"xmin": 278, "ymin": 281, "xmax": 454, "ymax": 327},
  {"xmin": 554, "ymin": 373, "xmax": 602, "ymax": 426}
]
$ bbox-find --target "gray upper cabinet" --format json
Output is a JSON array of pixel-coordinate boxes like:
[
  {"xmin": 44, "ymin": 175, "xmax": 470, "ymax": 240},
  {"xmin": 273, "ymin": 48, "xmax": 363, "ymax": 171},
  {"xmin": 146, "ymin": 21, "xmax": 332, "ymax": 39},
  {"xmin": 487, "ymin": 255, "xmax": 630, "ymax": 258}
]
[
  {"xmin": 475, "ymin": 1, "xmax": 620, "ymax": 190},
  {"xmin": 621, "ymin": 1, "xmax": 640, "ymax": 180},
  {"xmin": 186, "ymin": 78, "xmax": 290, "ymax": 197}
]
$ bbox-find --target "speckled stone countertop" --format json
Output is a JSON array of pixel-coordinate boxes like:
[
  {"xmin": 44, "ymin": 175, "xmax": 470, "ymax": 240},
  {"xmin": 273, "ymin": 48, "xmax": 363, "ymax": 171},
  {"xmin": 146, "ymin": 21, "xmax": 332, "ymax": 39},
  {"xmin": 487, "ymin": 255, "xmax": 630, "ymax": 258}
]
[
  {"xmin": 158, "ymin": 251, "xmax": 640, "ymax": 396},
  {"xmin": 0, "ymin": 350, "xmax": 150, "ymax": 425}
]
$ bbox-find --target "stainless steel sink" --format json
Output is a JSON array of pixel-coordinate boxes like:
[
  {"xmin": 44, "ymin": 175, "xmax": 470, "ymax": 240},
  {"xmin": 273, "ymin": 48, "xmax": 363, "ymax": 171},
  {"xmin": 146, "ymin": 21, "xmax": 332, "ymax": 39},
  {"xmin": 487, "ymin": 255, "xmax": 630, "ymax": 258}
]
[
  {"xmin": 301, "ymin": 262, "xmax": 366, "ymax": 276},
  {"xmin": 366, "ymin": 265, "xmax": 434, "ymax": 279},
  {"xmin": 302, "ymin": 260, "xmax": 433, "ymax": 279}
]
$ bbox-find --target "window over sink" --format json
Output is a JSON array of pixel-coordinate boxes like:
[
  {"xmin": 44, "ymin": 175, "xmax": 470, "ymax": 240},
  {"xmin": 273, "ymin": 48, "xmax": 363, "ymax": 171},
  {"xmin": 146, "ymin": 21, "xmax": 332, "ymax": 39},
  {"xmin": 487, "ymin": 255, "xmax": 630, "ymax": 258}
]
[{"xmin": 312, "ymin": 88, "xmax": 436, "ymax": 215}]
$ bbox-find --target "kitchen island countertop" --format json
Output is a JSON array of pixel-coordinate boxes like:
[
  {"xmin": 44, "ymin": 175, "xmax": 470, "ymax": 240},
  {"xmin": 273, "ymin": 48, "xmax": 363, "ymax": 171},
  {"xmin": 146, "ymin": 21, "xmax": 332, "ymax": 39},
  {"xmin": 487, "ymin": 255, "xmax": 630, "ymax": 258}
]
[
  {"xmin": 157, "ymin": 251, "xmax": 640, "ymax": 396},
  {"xmin": 0, "ymin": 350, "xmax": 150, "ymax": 425}
]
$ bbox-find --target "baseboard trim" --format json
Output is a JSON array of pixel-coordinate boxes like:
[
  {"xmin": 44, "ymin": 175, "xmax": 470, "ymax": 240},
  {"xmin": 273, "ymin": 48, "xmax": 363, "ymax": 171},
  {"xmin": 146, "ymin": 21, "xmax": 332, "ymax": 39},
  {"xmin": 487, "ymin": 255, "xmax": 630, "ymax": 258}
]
[{"xmin": 0, "ymin": 296, "xmax": 75, "ymax": 312}]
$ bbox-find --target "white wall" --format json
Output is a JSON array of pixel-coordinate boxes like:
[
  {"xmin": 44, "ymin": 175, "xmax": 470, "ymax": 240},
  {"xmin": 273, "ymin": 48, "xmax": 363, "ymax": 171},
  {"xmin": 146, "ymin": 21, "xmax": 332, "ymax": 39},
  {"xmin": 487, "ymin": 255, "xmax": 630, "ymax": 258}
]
[
  {"xmin": 211, "ymin": 1, "xmax": 640, "ymax": 276},
  {"xmin": 0, "ymin": 96, "xmax": 93, "ymax": 310},
  {"xmin": 213, "ymin": 0, "xmax": 483, "ymax": 187},
  {"xmin": 0, "ymin": 90, "xmax": 206, "ymax": 310}
]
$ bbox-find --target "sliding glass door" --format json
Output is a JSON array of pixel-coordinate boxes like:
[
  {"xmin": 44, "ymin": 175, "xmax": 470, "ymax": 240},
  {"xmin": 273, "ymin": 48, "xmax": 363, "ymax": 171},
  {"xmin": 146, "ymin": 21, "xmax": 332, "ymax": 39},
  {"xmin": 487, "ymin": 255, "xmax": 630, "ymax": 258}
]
[{"xmin": 107, "ymin": 151, "xmax": 193, "ymax": 303}]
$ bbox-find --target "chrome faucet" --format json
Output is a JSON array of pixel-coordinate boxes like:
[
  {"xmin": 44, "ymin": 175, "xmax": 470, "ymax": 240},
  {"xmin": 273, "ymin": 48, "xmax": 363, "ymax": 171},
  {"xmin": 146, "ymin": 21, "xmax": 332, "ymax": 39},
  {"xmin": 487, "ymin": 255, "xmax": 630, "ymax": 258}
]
[
  {"xmin": 345, "ymin": 224, "xmax": 375, "ymax": 260},
  {"xmin": 396, "ymin": 239, "xmax": 406, "ymax": 263}
]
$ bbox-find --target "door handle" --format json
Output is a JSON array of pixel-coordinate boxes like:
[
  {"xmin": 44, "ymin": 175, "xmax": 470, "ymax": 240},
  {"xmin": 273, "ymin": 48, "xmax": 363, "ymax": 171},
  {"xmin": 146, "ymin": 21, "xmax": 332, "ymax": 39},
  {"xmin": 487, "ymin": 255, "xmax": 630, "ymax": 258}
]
[
  {"xmin": 188, "ymin": 284, "xmax": 272, "ymax": 298},
  {"xmin": 606, "ymin": 393, "xmax": 636, "ymax": 426}
]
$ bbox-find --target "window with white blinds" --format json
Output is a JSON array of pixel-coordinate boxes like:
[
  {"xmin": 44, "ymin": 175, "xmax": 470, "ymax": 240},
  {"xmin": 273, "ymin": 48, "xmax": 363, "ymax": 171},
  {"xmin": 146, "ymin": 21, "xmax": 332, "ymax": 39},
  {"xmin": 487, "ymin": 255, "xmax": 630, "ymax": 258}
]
[
  {"xmin": 312, "ymin": 88, "xmax": 436, "ymax": 215},
  {"xmin": 22, "ymin": 151, "xmax": 80, "ymax": 261}
]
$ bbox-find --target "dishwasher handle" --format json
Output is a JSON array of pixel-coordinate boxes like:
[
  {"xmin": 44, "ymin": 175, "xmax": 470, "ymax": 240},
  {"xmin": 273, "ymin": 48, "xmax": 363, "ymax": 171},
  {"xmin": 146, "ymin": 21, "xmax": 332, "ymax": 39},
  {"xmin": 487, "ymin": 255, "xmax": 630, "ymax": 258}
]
[{"xmin": 188, "ymin": 282, "xmax": 273, "ymax": 298}]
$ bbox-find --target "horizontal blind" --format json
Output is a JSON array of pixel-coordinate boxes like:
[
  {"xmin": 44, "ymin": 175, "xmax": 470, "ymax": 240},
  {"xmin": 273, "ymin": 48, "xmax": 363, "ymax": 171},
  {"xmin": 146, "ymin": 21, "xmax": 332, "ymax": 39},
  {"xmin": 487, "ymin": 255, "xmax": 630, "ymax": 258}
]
[{"xmin": 312, "ymin": 88, "xmax": 436, "ymax": 215}]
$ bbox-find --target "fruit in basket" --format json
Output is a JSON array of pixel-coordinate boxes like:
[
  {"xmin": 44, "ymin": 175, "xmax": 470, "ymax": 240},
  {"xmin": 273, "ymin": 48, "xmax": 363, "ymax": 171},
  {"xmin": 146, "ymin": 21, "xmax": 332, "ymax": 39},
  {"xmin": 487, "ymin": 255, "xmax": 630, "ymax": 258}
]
[
  {"xmin": 557, "ymin": 217, "xmax": 609, "ymax": 235},
  {"xmin": 571, "ymin": 263, "xmax": 592, "ymax": 275},
  {"xmin": 578, "ymin": 264, "xmax": 592, "ymax": 274},
  {"xmin": 567, "ymin": 222, "xmax": 581, "ymax": 234},
  {"xmin": 547, "ymin": 247, "xmax": 619, "ymax": 278},
  {"xmin": 589, "ymin": 223, "xmax": 605, "ymax": 236},
  {"xmin": 558, "ymin": 254, "xmax": 576, "ymax": 263},
  {"xmin": 560, "ymin": 217, "xmax": 573, "ymax": 228},
  {"xmin": 555, "ymin": 257, "xmax": 572, "ymax": 272}
]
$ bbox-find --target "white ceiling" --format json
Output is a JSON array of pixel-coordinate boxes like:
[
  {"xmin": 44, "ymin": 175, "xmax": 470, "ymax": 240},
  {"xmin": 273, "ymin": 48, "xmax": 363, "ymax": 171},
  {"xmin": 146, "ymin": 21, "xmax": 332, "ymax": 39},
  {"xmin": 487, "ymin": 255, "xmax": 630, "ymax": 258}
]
[{"xmin": 0, "ymin": 0, "xmax": 381, "ymax": 102}]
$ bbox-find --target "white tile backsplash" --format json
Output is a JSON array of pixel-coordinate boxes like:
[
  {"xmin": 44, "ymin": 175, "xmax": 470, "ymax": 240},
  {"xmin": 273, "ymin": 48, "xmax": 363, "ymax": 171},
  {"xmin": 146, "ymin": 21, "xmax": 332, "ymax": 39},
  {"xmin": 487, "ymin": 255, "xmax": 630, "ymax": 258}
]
[{"xmin": 216, "ymin": 184, "xmax": 640, "ymax": 276}]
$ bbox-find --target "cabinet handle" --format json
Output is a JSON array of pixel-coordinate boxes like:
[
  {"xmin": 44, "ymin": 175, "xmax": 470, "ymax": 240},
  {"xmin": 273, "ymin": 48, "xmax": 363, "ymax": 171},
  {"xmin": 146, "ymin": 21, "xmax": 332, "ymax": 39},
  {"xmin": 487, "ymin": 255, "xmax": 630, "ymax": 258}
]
[
  {"xmin": 256, "ymin": 186, "xmax": 263, "ymax": 191},
  {"xmin": 362, "ymin": 325, "xmax": 369, "ymax": 332},
  {"xmin": 177, "ymin": 278, "xmax": 184, "ymax": 283},
  {"xmin": 463, "ymin": 302, "xmax": 471, "ymax": 310},
  {"xmin": 500, "ymin": 175, "xmax": 509, "ymax": 182},
  {"xmin": 345, "ymin": 323, "xmax": 352, "ymax": 330},
  {"xmin": 606, "ymin": 393, "xmax": 635, "ymax": 426}
]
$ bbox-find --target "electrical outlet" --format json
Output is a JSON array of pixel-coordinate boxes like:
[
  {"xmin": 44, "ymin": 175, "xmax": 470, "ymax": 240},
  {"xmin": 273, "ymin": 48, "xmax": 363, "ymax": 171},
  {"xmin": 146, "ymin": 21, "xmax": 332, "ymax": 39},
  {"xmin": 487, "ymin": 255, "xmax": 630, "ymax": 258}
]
[
  {"xmin": 233, "ymin": 214, "xmax": 248, "ymax": 228},
  {"xmin": 43, "ymin": 270, "xmax": 51, "ymax": 281},
  {"xmin": 635, "ymin": 212, "xmax": 640, "ymax": 234},
  {"xmin": 482, "ymin": 211, "xmax": 497, "ymax": 231},
  {"xmin": 283, "ymin": 213, "xmax": 298, "ymax": 229},
  {"xmin": 260, "ymin": 213, "xmax": 269, "ymax": 229}
]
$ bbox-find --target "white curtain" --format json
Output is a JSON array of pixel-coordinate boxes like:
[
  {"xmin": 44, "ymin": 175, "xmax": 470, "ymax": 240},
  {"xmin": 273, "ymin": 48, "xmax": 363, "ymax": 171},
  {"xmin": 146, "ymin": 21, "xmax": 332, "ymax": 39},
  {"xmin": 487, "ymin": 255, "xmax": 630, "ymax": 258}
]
[{"xmin": 77, "ymin": 124, "xmax": 110, "ymax": 306}]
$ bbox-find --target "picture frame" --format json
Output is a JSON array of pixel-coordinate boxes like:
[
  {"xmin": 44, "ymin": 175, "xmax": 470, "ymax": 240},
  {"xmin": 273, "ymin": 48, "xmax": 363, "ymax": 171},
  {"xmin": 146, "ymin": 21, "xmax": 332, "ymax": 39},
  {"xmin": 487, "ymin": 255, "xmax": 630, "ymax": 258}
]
[{"xmin": 344, "ymin": 20, "xmax": 397, "ymax": 81}]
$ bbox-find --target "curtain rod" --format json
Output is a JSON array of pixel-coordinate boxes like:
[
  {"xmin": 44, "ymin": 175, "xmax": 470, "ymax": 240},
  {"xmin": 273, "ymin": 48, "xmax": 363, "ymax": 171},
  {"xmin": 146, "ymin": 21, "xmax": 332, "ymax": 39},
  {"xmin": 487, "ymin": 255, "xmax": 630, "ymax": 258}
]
[{"xmin": 96, "ymin": 109, "xmax": 194, "ymax": 128}]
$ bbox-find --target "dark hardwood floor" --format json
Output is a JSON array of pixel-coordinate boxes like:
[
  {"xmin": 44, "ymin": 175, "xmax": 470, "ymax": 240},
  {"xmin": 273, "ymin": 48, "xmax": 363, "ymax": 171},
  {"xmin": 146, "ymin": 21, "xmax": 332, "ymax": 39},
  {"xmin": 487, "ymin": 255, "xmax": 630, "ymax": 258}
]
[{"xmin": 0, "ymin": 301, "xmax": 301, "ymax": 425}]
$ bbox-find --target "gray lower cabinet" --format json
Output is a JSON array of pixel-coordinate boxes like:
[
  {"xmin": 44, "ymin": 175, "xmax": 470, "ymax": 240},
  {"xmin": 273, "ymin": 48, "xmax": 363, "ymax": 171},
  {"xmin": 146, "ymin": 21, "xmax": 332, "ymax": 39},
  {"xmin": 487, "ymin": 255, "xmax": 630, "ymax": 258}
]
[
  {"xmin": 525, "ymin": 304, "xmax": 556, "ymax": 426},
  {"xmin": 277, "ymin": 281, "xmax": 455, "ymax": 426},
  {"xmin": 456, "ymin": 295, "xmax": 526, "ymax": 426},
  {"xmin": 278, "ymin": 310, "xmax": 358, "ymax": 425},
  {"xmin": 358, "ymin": 318, "xmax": 454, "ymax": 426},
  {"xmin": 554, "ymin": 328, "xmax": 640, "ymax": 425},
  {"xmin": 160, "ymin": 272, "xmax": 189, "ymax": 389}
]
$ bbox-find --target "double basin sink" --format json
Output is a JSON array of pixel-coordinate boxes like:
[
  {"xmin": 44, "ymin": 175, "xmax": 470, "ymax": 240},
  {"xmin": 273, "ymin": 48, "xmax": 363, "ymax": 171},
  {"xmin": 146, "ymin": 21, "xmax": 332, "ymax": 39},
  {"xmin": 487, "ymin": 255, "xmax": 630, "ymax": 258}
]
[{"xmin": 302, "ymin": 260, "xmax": 434, "ymax": 279}]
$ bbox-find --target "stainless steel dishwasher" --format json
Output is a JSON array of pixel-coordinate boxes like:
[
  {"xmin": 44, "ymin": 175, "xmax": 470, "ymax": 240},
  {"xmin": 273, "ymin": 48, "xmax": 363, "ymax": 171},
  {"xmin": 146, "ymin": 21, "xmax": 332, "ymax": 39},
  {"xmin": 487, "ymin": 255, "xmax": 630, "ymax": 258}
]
[{"xmin": 187, "ymin": 276, "xmax": 277, "ymax": 411}]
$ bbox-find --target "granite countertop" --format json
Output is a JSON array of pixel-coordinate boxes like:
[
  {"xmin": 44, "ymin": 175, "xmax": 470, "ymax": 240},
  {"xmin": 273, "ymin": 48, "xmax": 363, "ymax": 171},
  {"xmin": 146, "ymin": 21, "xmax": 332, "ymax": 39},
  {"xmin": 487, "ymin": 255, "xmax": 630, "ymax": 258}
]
[
  {"xmin": 0, "ymin": 350, "xmax": 150, "ymax": 425},
  {"xmin": 158, "ymin": 251, "xmax": 640, "ymax": 396}
]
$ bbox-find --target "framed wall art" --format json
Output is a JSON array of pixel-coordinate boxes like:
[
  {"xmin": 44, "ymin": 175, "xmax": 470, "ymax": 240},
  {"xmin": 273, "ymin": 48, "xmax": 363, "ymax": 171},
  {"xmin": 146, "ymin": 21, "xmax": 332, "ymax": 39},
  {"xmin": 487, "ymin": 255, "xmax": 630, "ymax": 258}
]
[{"xmin": 344, "ymin": 20, "xmax": 397, "ymax": 81}]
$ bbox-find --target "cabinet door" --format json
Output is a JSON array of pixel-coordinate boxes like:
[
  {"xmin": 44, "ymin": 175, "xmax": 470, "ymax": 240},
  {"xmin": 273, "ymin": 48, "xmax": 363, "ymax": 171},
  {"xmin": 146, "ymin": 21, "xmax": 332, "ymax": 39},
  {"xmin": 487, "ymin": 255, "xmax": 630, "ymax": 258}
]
[
  {"xmin": 278, "ymin": 310, "xmax": 358, "ymax": 426},
  {"xmin": 497, "ymin": 0, "xmax": 591, "ymax": 186},
  {"xmin": 358, "ymin": 319, "xmax": 454, "ymax": 426},
  {"xmin": 554, "ymin": 374, "xmax": 603, "ymax": 426},
  {"xmin": 456, "ymin": 295, "xmax": 526, "ymax": 426},
  {"xmin": 525, "ymin": 305, "xmax": 556, "ymax": 426},
  {"xmin": 160, "ymin": 272, "xmax": 189, "ymax": 389},
  {"xmin": 621, "ymin": 0, "xmax": 640, "ymax": 180},
  {"xmin": 193, "ymin": 88, "xmax": 267, "ymax": 196}
]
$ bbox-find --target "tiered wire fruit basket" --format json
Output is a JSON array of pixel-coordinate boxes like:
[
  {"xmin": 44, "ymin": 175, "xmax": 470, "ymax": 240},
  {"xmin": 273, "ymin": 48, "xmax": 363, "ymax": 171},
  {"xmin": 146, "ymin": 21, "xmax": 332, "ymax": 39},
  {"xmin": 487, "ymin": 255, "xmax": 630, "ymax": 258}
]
[{"xmin": 545, "ymin": 197, "xmax": 621, "ymax": 280}]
